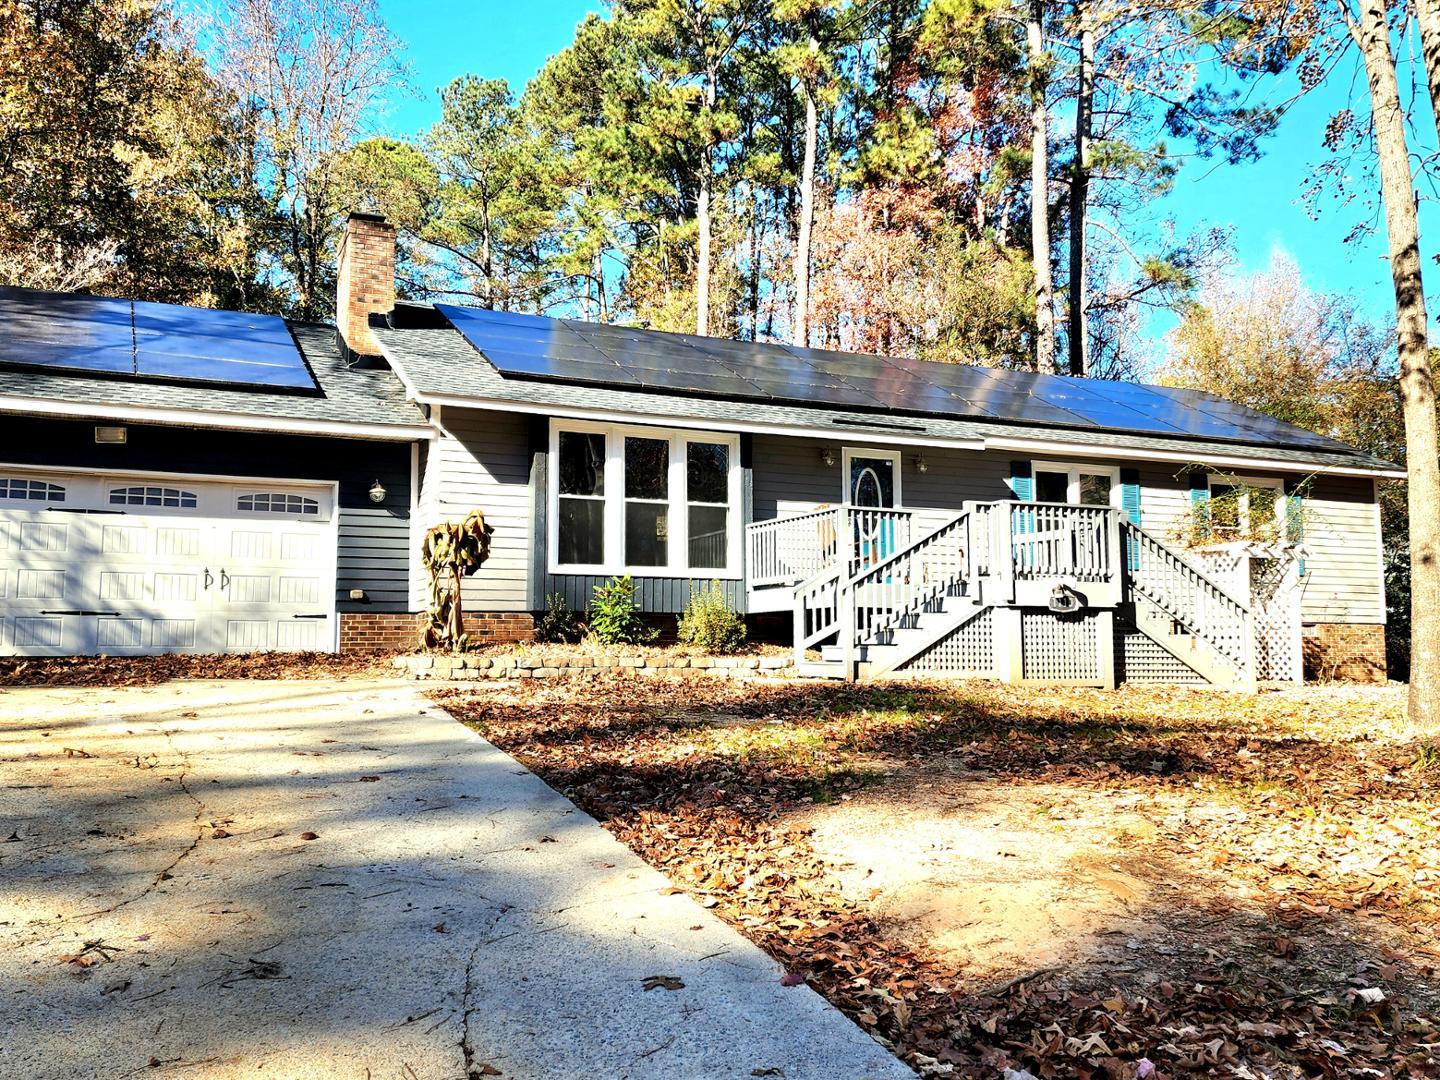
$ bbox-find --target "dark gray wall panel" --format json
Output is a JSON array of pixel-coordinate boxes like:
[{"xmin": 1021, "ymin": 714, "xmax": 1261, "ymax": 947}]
[{"xmin": 544, "ymin": 574, "xmax": 745, "ymax": 615}]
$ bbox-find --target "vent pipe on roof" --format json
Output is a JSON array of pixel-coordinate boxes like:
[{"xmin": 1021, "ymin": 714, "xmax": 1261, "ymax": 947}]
[{"xmin": 336, "ymin": 211, "xmax": 395, "ymax": 359}]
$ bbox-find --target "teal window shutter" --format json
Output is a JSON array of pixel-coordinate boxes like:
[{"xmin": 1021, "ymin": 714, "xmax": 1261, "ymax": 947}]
[
  {"xmin": 1284, "ymin": 477, "xmax": 1307, "ymax": 576},
  {"xmin": 1188, "ymin": 471, "xmax": 1211, "ymax": 541},
  {"xmin": 1119, "ymin": 468, "xmax": 1142, "ymax": 525},
  {"xmin": 1009, "ymin": 461, "xmax": 1033, "ymax": 501},
  {"xmin": 1120, "ymin": 468, "xmax": 1141, "ymax": 569}
]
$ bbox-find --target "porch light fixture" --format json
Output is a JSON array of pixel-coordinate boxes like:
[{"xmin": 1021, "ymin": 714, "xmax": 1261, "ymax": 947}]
[
  {"xmin": 368, "ymin": 479, "xmax": 387, "ymax": 504},
  {"xmin": 820, "ymin": 447, "xmax": 837, "ymax": 468},
  {"xmin": 912, "ymin": 455, "xmax": 928, "ymax": 474}
]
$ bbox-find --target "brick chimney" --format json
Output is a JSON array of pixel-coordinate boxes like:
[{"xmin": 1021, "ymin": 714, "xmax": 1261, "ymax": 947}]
[{"xmin": 336, "ymin": 211, "xmax": 396, "ymax": 358}]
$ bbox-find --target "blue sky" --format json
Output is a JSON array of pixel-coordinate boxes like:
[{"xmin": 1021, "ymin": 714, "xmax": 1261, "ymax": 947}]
[{"xmin": 374, "ymin": 0, "xmax": 1416, "ymax": 334}]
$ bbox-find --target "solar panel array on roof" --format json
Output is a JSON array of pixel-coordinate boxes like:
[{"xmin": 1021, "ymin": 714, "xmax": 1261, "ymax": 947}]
[
  {"xmin": 0, "ymin": 286, "xmax": 316, "ymax": 392},
  {"xmin": 435, "ymin": 302, "xmax": 1348, "ymax": 451}
]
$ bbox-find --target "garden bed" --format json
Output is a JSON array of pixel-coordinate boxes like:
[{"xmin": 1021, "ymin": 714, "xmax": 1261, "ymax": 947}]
[{"xmin": 394, "ymin": 641, "xmax": 796, "ymax": 680}]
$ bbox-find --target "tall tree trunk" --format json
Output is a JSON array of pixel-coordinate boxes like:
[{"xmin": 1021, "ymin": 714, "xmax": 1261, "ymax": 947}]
[
  {"xmin": 1067, "ymin": 2, "xmax": 1093, "ymax": 377},
  {"xmin": 696, "ymin": 68, "xmax": 717, "ymax": 336},
  {"xmin": 1366, "ymin": 0, "xmax": 1440, "ymax": 730},
  {"xmin": 1028, "ymin": 0, "xmax": 1054, "ymax": 373},
  {"xmin": 749, "ymin": 185, "xmax": 763, "ymax": 337},
  {"xmin": 793, "ymin": 49, "xmax": 819, "ymax": 348}
]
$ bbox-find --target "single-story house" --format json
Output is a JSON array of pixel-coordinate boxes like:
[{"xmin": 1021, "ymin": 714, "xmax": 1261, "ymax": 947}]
[{"xmin": 0, "ymin": 213, "xmax": 1400, "ymax": 686}]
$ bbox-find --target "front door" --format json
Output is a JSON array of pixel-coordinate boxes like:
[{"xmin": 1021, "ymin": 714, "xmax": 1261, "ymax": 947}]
[{"xmin": 844, "ymin": 449, "xmax": 901, "ymax": 569}]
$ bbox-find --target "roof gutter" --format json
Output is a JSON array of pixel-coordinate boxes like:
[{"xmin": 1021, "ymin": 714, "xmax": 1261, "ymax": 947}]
[
  {"xmin": 403, "ymin": 390, "xmax": 990, "ymax": 451},
  {"xmin": 406, "ymin": 388, "xmax": 1403, "ymax": 479},
  {"xmin": 985, "ymin": 434, "xmax": 1406, "ymax": 480},
  {"xmin": 0, "ymin": 395, "xmax": 436, "ymax": 442}
]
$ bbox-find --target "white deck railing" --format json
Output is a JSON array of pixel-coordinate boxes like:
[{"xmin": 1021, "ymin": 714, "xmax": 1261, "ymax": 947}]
[
  {"xmin": 1122, "ymin": 521, "xmax": 1252, "ymax": 672},
  {"xmin": 747, "ymin": 507, "xmax": 915, "ymax": 587},
  {"xmin": 1006, "ymin": 502, "xmax": 1115, "ymax": 583},
  {"xmin": 765, "ymin": 501, "xmax": 1253, "ymax": 685}
]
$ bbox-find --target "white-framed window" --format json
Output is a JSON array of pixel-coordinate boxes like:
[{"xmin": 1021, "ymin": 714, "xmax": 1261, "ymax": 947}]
[
  {"xmin": 1206, "ymin": 475, "xmax": 1282, "ymax": 539},
  {"xmin": 841, "ymin": 447, "xmax": 902, "ymax": 508},
  {"xmin": 238, "ymin": 492, "xmax": 319, "ymax": 516},
  {"xmin": 549, "ymin": 420, "xmax": 742, "ymax": 578},
  {"xmin": 110, "ymin": 485, "xmax": 198, "ymax": 509},
  {"xmin": 0, "ymin": 477, "xmax": 64, "ymax": 502},
  {"xmin": 1032, "ymin": 461, "xmax": 1120, "ymax": 507}
]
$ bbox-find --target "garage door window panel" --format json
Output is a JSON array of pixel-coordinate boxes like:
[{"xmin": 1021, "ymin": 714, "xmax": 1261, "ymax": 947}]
[
  {"xmin": 1, "ymin": 478, "xmax": 64, "ymax": 502},
  {"xmin": 110, "ymin": 486, "xmax": 198, "ymax": 509},
  {"xmin": 237, "ymin": 493, "xmax": 320, "ymax": 516}
]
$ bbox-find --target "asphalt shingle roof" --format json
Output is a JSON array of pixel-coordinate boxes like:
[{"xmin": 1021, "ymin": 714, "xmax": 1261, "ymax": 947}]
[
  {"xmin": 0, "ymin": 322, "xmax": 427, "ymax": 434},
  {"xmin": 374, "ymin": 325, "xmax": 1399, "ymax": 475}
]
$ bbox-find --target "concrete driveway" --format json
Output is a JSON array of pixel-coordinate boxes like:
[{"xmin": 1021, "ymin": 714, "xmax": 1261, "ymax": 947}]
[{"xmin": 0, "ymin": 679, "xmax": 909, "ymax": 1080}]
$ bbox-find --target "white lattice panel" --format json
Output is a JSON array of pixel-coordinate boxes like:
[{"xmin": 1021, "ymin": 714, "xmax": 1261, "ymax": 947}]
[
  {"xmin": 1116, "ymin": 626, "xmax": 1206, "ymax": 684},
  {"xmin": 900, "ymin": 608, "xmax": 994, "ymax": 677},
  {"xmin": 1195, "ymin": 545, "xmax": 1303, "ymax": 683},
  {"xmin": 1021, "ymin": 609, "xmax": 1101, "ymax": 682}
]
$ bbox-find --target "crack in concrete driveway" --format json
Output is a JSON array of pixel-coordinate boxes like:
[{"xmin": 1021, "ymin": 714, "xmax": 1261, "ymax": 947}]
[{"xmin": 0, "ymin": 679, "xmax": 910, "ymax": 1079}]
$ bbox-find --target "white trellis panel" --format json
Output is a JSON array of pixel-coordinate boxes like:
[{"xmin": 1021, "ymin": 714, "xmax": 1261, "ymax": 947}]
[
  {"xmin": 1195, "ymin": 543, "xmax": 1304, "ymax": 683},
  {"xmin": 899, "ymin": 608, "xmax": 994, "ymax": 678},
  {"xmin": 1020, "ymin": 609, "xmax": 1102, "ymax": 683}
]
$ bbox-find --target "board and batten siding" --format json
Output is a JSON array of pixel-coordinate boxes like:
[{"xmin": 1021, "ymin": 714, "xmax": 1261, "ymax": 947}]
[
  {"xmin": 749, "ymin": 434, "xmax": 1385, "ymax": 625},
  {"xmin": 0, "ymin": 416, "xmax": 414, "ymax": 612}
]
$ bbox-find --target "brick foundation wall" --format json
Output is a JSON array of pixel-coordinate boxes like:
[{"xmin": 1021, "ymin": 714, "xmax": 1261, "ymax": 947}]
[
  {"xmin": 338, "ymin": 611, "xmax": 536, "ymax": 653},
  {"xmin": 1303, "ymin": 623, "xmax": 1387, "ymax": 683}
]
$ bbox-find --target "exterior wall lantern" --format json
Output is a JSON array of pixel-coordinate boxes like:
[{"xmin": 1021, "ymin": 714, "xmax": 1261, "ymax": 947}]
[{"xmin": 368, "ymin": 479, "xmax": 387, "ymax": 504}]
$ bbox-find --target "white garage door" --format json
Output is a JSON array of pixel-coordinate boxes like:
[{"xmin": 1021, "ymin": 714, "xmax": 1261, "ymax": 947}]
[{"xmin": 0, "ymin": 467, "xmax": 337, "ymax": 656}]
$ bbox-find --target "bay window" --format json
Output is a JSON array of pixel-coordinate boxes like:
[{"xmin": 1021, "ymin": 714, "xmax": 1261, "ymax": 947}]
[{"xmin": 549, "ymin": 421, "xmax": 741, "ymax": 577}]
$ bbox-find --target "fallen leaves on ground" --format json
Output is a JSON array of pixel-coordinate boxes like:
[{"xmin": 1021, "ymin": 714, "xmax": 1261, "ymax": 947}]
[
  {"xmin": 0, "ymin": 652, "xmax": 397, "ymax": 688},
  {"xmin": 436, "ymin": 676, "xmax": 1440, "ymax": 1078}
]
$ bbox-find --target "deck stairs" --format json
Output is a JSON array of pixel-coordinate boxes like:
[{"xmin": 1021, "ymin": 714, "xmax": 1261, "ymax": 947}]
[{"xmin": 764, "ymin": 501, "xmax": 1254, "ymax": 688}]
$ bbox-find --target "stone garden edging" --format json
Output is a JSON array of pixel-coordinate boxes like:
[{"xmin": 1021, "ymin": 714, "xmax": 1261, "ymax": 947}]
[{"xmin": 392, "ymin": 652, "xmax": 798, "ymax": 681}]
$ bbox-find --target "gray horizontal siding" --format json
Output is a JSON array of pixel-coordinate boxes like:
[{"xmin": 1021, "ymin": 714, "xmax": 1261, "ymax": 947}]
[
  {"xmin": 1297, "ymin": 476, "xmax": 1385, "ymax": 623},
  {"xmin": 0, "ymin": 416, "xmax": 414, "ymax": 613},
  {"xmin": 425, "ymin": 407, "xmax": 534, "ymax": 612},
  {"xmin": 545, "ymin": 575, "xmax": 744, "ymax": 615}
]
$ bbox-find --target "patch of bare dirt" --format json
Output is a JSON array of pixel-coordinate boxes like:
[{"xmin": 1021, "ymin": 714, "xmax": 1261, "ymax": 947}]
[{"xmin": 799, "ymin": 774, "xmax": 1171, "ymax": 982}]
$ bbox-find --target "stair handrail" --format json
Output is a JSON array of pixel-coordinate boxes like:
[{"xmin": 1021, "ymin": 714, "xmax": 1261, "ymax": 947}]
[
  {"xmin": 846, "ymin": 511, "xmax": 970, "ymax": 649},
  {"xmin": 1122, "ymin": 520, "xmax": 1253, "ymax": 673},
  {"xmin": 791, "ymin": 560, "xmax": 844, "ymax": 665}
]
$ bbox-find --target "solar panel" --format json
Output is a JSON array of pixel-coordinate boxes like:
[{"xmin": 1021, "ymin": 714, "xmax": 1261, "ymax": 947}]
[
  {"xmin": 436, "ymin": 301, "xmax": 1349, "ymax": 451},
  {"xmin": 0, "ymin": 286, "xmax": 316, "ymax": 392}
]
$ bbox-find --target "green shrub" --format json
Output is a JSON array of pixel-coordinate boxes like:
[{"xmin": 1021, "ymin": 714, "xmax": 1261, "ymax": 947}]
[
  {"xmin": 677, "ymin": 580, "xmax": 747, "ymax": 653},
  {"xmin": 588, "ymin": 575, "xmax": 656, "ymax": 645},
  {"xmin": 535, "ymin": 592, "xmax": 585, "ymax": 644}
]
